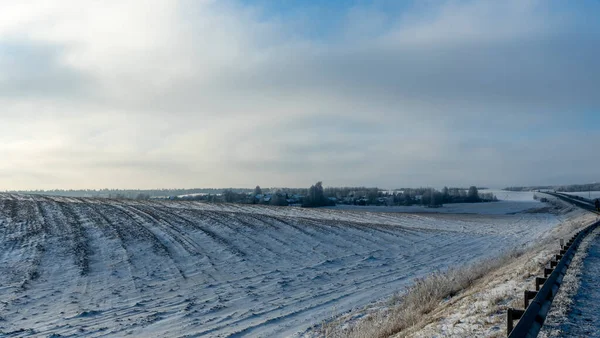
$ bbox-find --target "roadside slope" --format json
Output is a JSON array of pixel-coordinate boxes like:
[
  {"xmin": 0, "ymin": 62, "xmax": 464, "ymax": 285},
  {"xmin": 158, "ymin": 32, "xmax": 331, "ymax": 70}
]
[
  {"xmin": 310, "ymin": 196, "xmax": 595, "ymax": 338},
  {"xmin": 405, "ymin": 196, "xmax": 596, "ymax": 338}
]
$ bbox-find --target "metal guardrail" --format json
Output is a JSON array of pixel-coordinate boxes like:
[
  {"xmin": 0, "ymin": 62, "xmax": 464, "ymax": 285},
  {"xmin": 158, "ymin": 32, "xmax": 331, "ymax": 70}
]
[
  {"xmin": 506, "ymin": 192, "xmax": 600, "ymax": 337},
  {"xmin": 549, "ymin": 192, "xmax": 596, "ymax": 211}
]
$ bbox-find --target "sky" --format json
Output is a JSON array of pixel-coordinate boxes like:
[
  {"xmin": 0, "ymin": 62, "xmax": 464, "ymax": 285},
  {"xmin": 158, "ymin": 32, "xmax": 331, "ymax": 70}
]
[{"xmin": 0, "ymin": 0, "xmax": 599, "ymax": 190}]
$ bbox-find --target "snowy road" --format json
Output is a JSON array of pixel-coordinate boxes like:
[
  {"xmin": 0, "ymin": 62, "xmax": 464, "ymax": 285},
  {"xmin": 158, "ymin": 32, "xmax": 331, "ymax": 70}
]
[
  {"xmin": 552, "ymin": 231, "xmax": 600, "ymax": 337},
  {"xmin": 0, "ymin": 194, "xmax": 559, "ymax": 337}
]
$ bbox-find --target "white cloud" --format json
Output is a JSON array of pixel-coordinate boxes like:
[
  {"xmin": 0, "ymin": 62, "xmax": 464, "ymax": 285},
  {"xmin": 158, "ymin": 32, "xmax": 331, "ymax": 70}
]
[{"xmin": 0, "ymin": 0, "xmax": 598, "ymax": 189}]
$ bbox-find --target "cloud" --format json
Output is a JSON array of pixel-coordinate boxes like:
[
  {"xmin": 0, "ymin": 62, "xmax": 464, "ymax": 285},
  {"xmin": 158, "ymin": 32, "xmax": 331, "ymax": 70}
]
[
  {"xmin": 0, "ymin": 40, "xmax": 91, "ymax": 100},
  {"xmin": 0, "ymin": 0, "xmax": 598, "ymax": 189}
]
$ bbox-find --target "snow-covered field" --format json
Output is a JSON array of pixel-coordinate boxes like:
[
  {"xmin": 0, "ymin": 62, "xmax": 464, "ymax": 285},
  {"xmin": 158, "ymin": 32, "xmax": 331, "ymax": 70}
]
[{"xmin": 0, "ymin": 193, "xmax": 560, "ymax": 337}]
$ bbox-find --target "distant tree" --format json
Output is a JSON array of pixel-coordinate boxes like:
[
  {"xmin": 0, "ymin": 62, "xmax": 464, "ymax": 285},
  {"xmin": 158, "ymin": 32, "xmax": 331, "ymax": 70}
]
[
  {"xmin": 222, "ymin": 189, "xmax": 237, "ymax": 203},
  {"xmin": 366, "ymin": 188, "xmax": 379, "ymax": 205},
  {"xmin": 422, "ymin": 189, "xmax": 443, "ymax": 207},
  {"xmin": 479, "ymin": 192, "xmax": 498, "ymax": 202},
  {"xmin": 270, "ymin": 193, "xmax": 288, "ymax": 206},
  {"xmin": 403, "ymin": 193, "xmax": 414, "ymax": 206},
  {"xmin": 432, "ymin": 191, "xmax": 443, "ymax": 206},
  {"xmin": 467, "ymin": 186, "xmax": 480, "ymax": 202},
  {"xmin": 254, "ymin": 185, "xmax": 262, "ymax": 196},
  {"xmin": 135, "ymin": 193, "xmax": 151, "ymax": 200},
  {"xmin": 442, "ymin": 186, "xmax": 450, "ymax": 203},
  {"xmin": 309, "ymin": 182, "xmax": 324, "ymax": 206},
  {"xmin": 303, "ymin": 181, "xmax": 334, "ymax": 207}
]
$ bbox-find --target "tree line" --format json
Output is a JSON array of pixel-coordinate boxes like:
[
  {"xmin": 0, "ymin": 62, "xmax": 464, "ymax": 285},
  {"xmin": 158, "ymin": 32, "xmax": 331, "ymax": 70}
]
[
  {"xmin": 177, "ymin": 183, "xmax": 497, "ymax": 208},
  {"xmin": 11, "ymin": 183, "xmax": 497, "ymax": 207}
]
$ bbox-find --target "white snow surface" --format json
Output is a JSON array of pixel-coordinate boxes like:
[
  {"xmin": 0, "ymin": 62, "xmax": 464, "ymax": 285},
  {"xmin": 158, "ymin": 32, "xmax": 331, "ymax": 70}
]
[{"xmin": 0, "ymin": 193, "xmax": 559, "ymax": 337}]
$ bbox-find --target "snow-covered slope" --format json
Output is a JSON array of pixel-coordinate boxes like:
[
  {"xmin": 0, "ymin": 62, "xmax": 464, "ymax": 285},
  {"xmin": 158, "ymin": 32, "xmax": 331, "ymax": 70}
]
[{"xmin": 0, "ymin": 194, "xmax": 559, "ymax": 337}]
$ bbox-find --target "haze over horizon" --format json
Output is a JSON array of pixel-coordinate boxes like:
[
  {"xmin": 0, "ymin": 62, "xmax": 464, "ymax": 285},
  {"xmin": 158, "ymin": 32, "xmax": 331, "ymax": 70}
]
[{"xmin": 1, "ymin": 0, "xmax": 599, "ymax": 190}]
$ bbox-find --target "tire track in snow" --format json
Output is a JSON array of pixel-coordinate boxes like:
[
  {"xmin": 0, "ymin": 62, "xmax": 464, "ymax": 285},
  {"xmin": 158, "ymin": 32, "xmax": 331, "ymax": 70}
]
[
  {"xmin": 98, "ymin": 201, "xmax": 186, "ymax": 281},
  {"xmin": 247, "ymin": 213, "xmax": 370, "ymax": 258},
  {"xmin": 133, "ymin": 201, "xmax": 226, "ymax": 265},
  {"xmin": 80, "ymin": 200, "xmax": 141, "ymax": 291},
  {"xmin": 27, "ymin": 196, "xmax": 89, "ymax": 326},
  {"xmin": 131, "ymin": 201, "xmax": 249, "ymax": 283},
  {"xmin": 205, "ymin": 233, "xmax": 500, "ymax": 337},
  {"xmin": 108, "ymin": 201, "xmax": 192, "ymax": 280},
  {"xmin": 0, "ymin": 196, "xmax": 47, "ymax": 320},
  {"xmin": 230, "ymin": 213, "xmax": 302, "ymax": 260},
  {"xmin": 188, "ymin": 220, "xmax": 465, "ymax": 335},
  {"xmin": 150, "ymin": 206, "xmax": 247, "ymax": 258},
  {"xmin": 56, "ymin": 201, "xmax": 90, "ymax": 276}
]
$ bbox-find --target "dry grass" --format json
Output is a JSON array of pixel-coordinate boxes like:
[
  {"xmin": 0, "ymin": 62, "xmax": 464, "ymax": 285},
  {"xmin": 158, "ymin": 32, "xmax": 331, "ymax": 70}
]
[{"xmin": 319, "ymin": 249, "xmax": 525, "ymax": 338}]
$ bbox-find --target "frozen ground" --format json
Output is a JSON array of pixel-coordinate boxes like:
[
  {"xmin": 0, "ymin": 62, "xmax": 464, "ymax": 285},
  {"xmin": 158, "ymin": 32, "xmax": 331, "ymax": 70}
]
[{"xmin": 0, "ymin": 193, "xmax": 560, "ymax": 337}]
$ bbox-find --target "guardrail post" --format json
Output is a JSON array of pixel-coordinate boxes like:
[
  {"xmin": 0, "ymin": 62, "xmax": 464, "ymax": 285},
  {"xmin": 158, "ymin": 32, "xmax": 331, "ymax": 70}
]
[
  {"xmin": 535, "ymin": 277, "xmax": 547, "ymax": 291},
  {"xmin": 524, "ymin": 290, "xmax": 537, "ymax": 308},
  {"xmin": 559, "ymin": 239, "xmax": 564, "ymax": 248},
  {"xmin": 507, "ymin": 308, "xmax": 525, "ymax": 336},
  {"xmin": 544, "ymin": 267, "xmax": 553, "ymax": 277}
]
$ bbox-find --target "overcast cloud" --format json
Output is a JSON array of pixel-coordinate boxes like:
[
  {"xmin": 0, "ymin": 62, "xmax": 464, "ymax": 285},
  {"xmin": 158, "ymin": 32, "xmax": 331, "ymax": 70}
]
[{"xmin": 0, "ymin": 0, "xmax": 599, "ymax": 190}]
